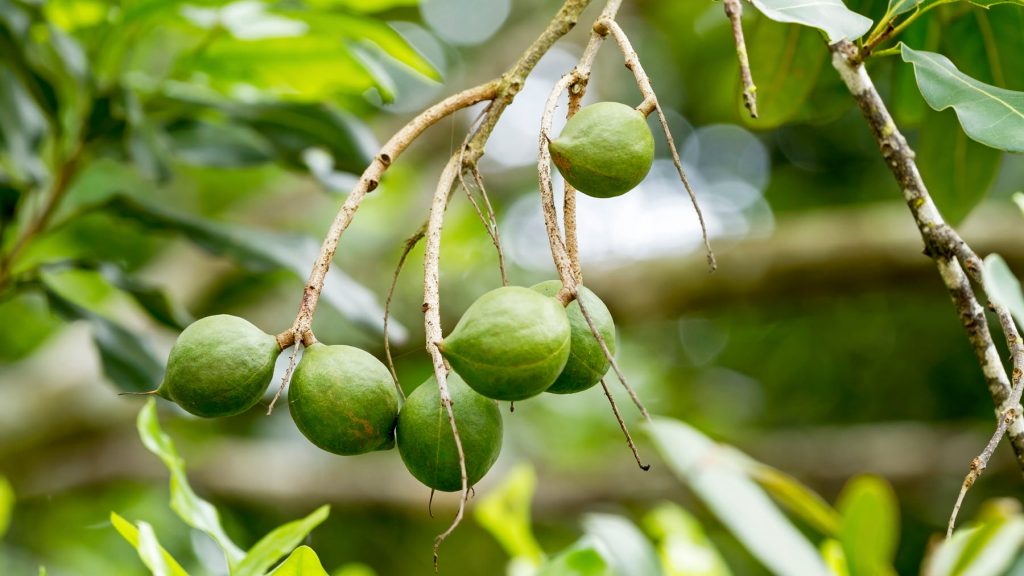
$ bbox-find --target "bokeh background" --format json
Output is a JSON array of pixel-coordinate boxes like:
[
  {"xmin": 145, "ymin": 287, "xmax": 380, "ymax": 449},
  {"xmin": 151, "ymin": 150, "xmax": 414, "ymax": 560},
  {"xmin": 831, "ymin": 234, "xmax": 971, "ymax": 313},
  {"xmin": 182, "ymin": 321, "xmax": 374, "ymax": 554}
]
[{"xmin": 1, "ymin": 0, "xmax": 1023, "ymax": 573}]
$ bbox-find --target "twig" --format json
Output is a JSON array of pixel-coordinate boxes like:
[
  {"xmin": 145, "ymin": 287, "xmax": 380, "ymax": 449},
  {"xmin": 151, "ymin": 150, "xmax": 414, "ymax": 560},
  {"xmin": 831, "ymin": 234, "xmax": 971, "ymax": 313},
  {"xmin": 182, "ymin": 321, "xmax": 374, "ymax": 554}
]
[
  {"xmin": 465, "ymin": 165, "xmax": 509, "ymax": 286},
  {"xmin": 829, "ymin": 40, "xmax": 1024, "ymax": 534},
  {"xmin": 277, "ymin": 82, "xmax": 499, "ymax": 348},
  {"xmin": 456, "ymin": 107, "xmax": 508, "ymax": 286},
  {"xmin": 599, "ymin": 378, "xmax": 649, "ymax": 470},
  {"xmin": 538, "ymin": 74, "xmax": 579, "ymax": 303},
  {"xmin": 422, "ymin": 155, "xmax": 469, "ymax": 570},
  {"xmin": 266, "ymin": 336, "xmax": 303, "ymax": 415},
  {"xmin": 383, "ymin": 223, "xmax": 427, "ymax": 400},
  {"xmin": 723, "ymin": 0, "xmax": 758, "ymax": 118},
  {"xmin": 577, "ymin": 291, "xmax": 651, "ymax": 421},
  {"xmin": 562, "ymin": 0, "xmax": 625, "ymax": 284},
  {"xmin": 597, "ymin": 19, "xmax": 717, "ymax": 271},
  {"xmin": 282, "ymin": 0, "xmax": 596, "ymax": 348}
]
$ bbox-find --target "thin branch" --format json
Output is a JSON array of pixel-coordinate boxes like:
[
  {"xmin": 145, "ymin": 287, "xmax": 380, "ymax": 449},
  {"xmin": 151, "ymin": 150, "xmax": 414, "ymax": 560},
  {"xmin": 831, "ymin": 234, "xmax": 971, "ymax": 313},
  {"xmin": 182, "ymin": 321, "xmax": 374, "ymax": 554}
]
[
  {"xmin": 829, "ymin": 41, "xmax": 1024, "ymax": 534},
  {"xmin": 383, "ymin": 223, "xmax": 427, "ymax": 400},
  {"xmin": 539, "ymin": 74, "xmax": 579, "ymax": 304},
  {"xmin": 723, "ymin": 0, "xmax": 758, "ymax": 118},
  {"xmin": 599, "ymin": 378, "xmax": 650, "ymax": 470},
  {"xmin": 277, "ymin": 82, "xmax": 499, "ymax": 348},
  {"xmin": 282, "ymin": 0, "xmax": 596, "ymax": 348},
  {"xmin": 577, "ymin": 291, "xmax": 651, "ymax": 421},
  {"xmin": 456, "ymin": 107, "xmax": 509, "ymax": 286},
  {"xmin": 598, "ymin": 19, "xmax": 717, "ymax": 271},
  {"xmin": 422, "ymin": 155, "xmax": 469, "ymax": 569},
  {"xmin": 266, "ymin": 337, "xmax": 303, "ymax": 415},
  {"xmin": 562, "ymin": 0, "xmax": 624, "ymax": 284}
]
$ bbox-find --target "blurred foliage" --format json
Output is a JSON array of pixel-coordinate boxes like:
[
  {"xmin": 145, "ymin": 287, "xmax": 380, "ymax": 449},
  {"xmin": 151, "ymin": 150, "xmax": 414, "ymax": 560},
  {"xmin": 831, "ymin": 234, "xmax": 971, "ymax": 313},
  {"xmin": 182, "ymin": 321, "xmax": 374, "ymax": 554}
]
[{"xmin": 2, "ymin": 0, "xmax": 1024, "ymax": 574}]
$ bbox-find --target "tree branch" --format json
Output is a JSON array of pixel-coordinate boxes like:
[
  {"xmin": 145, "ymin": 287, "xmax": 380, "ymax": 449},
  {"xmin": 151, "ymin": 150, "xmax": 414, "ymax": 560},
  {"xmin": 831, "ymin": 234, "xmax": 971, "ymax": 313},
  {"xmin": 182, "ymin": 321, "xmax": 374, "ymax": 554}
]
[
  {"xmin": 723, "ymin": 0, "xmax": 758, "ymax": 118},
  {"xmin": 830, "ymin": 40, "xmax": 1024, "ymax": 533}
]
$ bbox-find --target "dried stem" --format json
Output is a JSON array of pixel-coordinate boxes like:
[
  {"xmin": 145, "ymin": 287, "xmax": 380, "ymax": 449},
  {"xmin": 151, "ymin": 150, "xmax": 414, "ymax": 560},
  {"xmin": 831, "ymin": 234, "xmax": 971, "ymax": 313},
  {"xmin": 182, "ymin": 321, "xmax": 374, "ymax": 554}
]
[
  {"xmin": 577, "ymin": 292, "xmax": 651, "ymax": 421},
  {"xmin": 723, "ymin": 0, "xmax": 758, "ymax": 118},
  {"xmin": 561, "ymin": 0, "xmax": 624, "ymax": 284},
  {"xmin": 266, "ymin": 338, "xmax": 303, "ymax": 415},
  {"xmin": 423, "ymin": 155, "xmax": 469, "ymax": 569},
  {"xmin": 538, "ymin": 74, "xmax": 579, "ymax": 303},
  {"xmin": 598, "ymin": 19, "xmax": 717, "ymax": 271},
  {"xmin": 457, "ymin": 108, "xmax": 509, "ymax": 287},
  {"xmin": 829, "ymin": 40, "xmax": 1024, "ymax": 534},
  {"xmin": 599, "ymin": 378, "xmax": 650, "ymax": 470},
  {"xmin": 383, "ymin": 223, "xmax": 428, "ymax": 400}
]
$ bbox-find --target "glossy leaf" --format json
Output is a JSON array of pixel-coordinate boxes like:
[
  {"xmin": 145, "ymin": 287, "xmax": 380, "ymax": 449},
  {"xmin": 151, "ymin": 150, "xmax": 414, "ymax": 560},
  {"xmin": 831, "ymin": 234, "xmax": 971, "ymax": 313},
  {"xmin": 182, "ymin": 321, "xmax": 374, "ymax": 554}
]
[
  {"xmin": 646, "ymin": 418, "xmax": 830, "ymax": 576},
  {"xmin": 742, "ymin": 20, "xmax": 827, "ymax": 128},
  {"xmin": 901, "ymin": 45, "xmax": 1024, "ymax": 152},
  {"xmin": 100, "ymin": 194, "xmax": 401, "ymax": 340},
  {"xmin": 917, "ymin": 109, "xmax": 1001, "ymax": 225},
  {"xmin": 747, "ymin": 0, "xmax": 872, "ymax": 43},
  {"xmin": 927, "ymin": 516, "xmax": 1024, "ymax": 576},
  {"xmin": 43, "ymin": 285, "xmax": 164, "ymax": 392},
  {"xmin": 474, "ymin": 464, "xmax": 545, "ymax": 566},
  {"xmin": 837, "ymin": 476, "xmax": 898, "ymax": 576},
  {"xmin": 583, "ymin": 514, "xmax": 663, "ymax": 576},
  {"xmin": 227, "ymin": 102, "xmax": 375, "ymax": 176},
  {"xmin": 538, "ymin": 539, "xmax": 610, "ymax": 576},
  {"xmin": 110, "ymin": 512, "xmax": 190, "ymax": 576},
  {"xmin": 642, "ymin": 503, "xmax": 731, "ymax": 576},
  {"xmin": 0, "ymin": 476, "xmax": 12, "ymax": 539},
  {"xmin": 268, "ymin": 545, "xmax": 330, "ymax": 576},
  {"xmin": 983, "ymin": 254, "xmax": 1024, "ymax": 329},
  {"xmin": 745, "ymin": 463, "xmax": 840, "ymax": 536},
  {"xmin": 235, "ymin": 506, "xmax": 330, "ymax": 576},
  {"xmin": 137, "ymin": 399, "xmax": 246, "ymax": 568}
]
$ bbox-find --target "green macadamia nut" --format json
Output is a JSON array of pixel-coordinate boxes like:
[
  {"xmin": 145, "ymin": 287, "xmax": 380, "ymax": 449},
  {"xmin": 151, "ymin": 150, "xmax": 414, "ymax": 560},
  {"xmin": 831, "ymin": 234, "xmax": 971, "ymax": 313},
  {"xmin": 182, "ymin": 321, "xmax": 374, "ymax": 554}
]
[
  {"xmin": 531, "ymin": 281, "xmax": 616, "ymax": 394},
  {"xmin": 397, "ymin": 373, "xmax": 502, "ymax": 492},
  {"xmin": 549, "ymin": 101, "xmax": 655, "ymax": 198},
  {"xmin": 440, "ymin": 286, "xmax": 571, "ymax": 401},
  {"xmin": 160, "ymin": 314, "xmax": 280, "ymax": 418},
  {"xmin": 288, "ymin": 344, "xmax": 399, "ymax": 455}
]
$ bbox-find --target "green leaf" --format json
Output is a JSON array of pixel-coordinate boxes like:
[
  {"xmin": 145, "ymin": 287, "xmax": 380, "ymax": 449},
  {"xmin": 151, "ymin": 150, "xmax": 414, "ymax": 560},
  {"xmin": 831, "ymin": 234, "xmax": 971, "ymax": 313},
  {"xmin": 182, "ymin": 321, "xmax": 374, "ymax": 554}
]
[
  {"xmin": 43, "ymin": 284, "xmax": 164, "ymax": 392},
  {"xmin": 901, "ymin": 45, "xmax": 1024, "ymax": 152},
  {"xmin": 744, "ymin": 463, "xmax": 840, "ymax": 536},
  {"xmin": 889, "ymin": 0, "xmax": 1024, "ymax": 16},
  {"xmin": 538, "ymin": 539, "xmax": 610, "ymax": 576},
  {"xmin": 227, "ymin": 102, "xmax": 375, "ymax": 176},
  {"xmin": 99, "ymin": 194, "xmax": 400, "ymax": 340},
  {"xmin": 646, "ymin": 418, "xmax": 829, "ymax": 576},
  {"xmin": 301, "ymin": 13, "xmax": 440, "ymax": 82},
  {"xmin": 927, "ymin": 515, "xmax": 1024, "ymax": 576},
  {"xmin": 474, "ymin": 464, "xmax": 545, "ymax": 566},
  {"xmin": 742, "ymin": 20, "xmax": 827, "ymax": 129},
  {"xmin": 100, "ymin": 264, "xmax": 194, "ymax": 330},
  {"xmin": 820, "ymin": 539, "xmax": 850, "ymax": 576},
  {"xmin": 747, "ymin": 0, "xmax": 873, "ymax": 43},
  {"xmin": 268, "ymin": 545, "xmax": 330, "ymax": 576},
  {"xmin": 331, "ymin": 564, "xmax": 377, "ymax": 576},
  {"xmin": 1013, "ymin": 193, "xmax": 1024, "ymax": 217},
  {"xmin": 136, "ymin": 399, "xmax": 246, "ymax": 568},
  {"xmin": 983, "ymin": 254, "xmax": 1024, "ymax": 328},
  {"xmin": 0, "ymin": 476, "xmax": 13, "ymax": 539},
  {"xmin": 583, "ymin": 514, "xmax": 662, "ymax": 576},
  {"xmin": 642, "ymin": 503, "xmax": 731, "ymax": 576},
  {"xmin": 167, "ymin": 121, "xmax": 274, "ymax": 168},
  {"xmin": 235, "ymin": 505, "xmax": 330, "ymax": 576},
  {"xmin": 837, "ymin": 476, "xmax": 898, "ymax": 576},
  {"xmin": 110, "ymin": 512, "xmax": 190, "ymax": 576},
  {"xmin": 917, "ymin": 109, "xmax": 1001, "ymax": 225},
  {"xmin": 0, "ymin": 290, "xmax": 61, "ymax": 362}
]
